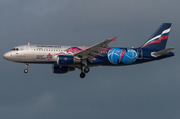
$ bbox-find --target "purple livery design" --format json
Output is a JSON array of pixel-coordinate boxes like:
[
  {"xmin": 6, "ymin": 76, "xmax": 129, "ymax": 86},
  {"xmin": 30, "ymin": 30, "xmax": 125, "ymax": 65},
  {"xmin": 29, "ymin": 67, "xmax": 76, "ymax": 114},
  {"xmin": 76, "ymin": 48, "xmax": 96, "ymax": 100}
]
[{"xmin": 3, "ymin": 23, "xmax": 175, "ymax": 78}]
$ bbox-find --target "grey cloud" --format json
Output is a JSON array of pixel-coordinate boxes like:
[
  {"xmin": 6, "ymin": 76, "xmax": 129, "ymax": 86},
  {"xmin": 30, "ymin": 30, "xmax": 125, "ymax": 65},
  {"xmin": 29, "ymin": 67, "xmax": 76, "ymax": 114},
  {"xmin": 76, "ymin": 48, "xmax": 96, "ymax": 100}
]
[{"xmin": 21, "ymin": 0, "xmax": 69, "ymax": 15}]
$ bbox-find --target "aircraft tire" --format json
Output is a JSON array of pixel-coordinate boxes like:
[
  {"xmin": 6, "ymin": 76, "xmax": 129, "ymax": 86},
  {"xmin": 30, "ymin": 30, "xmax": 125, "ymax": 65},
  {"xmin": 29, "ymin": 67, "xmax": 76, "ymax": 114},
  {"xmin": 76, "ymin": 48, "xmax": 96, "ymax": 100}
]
[
  {"xmin": 84, "ymin": 67, "xmax": 90, "ymax": 73},
  {"xmin": 80, "ymin": 72, "xmax": 86, "ymax": 78},
  {"xmin": 24, "ymin": 69, "xmax": 28, "ymax": 73}
]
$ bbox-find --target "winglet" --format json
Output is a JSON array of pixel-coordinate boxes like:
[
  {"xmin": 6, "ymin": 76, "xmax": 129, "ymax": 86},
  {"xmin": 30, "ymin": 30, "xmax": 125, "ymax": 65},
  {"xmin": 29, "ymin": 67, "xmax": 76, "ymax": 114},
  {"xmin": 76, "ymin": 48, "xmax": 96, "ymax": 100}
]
[{"xmin": 112, "ymin": 36, "xmax": 117, "ymax": 41}]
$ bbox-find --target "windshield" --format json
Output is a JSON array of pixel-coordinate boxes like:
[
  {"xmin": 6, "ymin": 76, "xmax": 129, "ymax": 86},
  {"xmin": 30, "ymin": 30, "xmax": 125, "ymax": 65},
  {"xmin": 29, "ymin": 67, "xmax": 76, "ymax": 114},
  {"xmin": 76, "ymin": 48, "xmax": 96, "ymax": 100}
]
[{"xmin": 10, "ymin": 48, "xmax": 18, "ymax": 51}]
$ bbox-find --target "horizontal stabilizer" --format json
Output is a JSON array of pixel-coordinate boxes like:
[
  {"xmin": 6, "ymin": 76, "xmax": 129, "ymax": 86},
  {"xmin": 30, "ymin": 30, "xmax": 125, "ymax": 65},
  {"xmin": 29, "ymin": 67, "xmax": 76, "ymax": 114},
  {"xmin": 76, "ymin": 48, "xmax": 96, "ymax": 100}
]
[{"xmin": 151, "ymin": 47, "xmax": 175, "ymax": 57}]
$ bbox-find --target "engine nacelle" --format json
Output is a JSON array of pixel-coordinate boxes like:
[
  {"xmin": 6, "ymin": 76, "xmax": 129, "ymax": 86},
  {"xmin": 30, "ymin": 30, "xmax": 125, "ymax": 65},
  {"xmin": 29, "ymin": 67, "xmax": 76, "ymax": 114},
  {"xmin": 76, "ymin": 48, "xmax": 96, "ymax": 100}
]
[
  {"xmin": 52, "ymin": 64, "xmax": 75, "ymax": 74},
  {"xmin": 57, "ymin": 55, "xmax": 81, "ymax": 65}
]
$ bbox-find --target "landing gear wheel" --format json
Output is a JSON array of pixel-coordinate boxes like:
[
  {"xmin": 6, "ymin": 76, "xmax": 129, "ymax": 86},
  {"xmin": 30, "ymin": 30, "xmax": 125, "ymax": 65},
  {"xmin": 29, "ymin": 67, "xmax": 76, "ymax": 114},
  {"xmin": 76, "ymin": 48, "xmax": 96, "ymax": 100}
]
[
  {"xmin": 80, "ymin": 72, "xmax": 86, "ymax": 78},
  {"xmin": 24, "ymin": 69, "xmax": 28, "ymax": 73},
  {"xmin": 24, "ymin": 63, "xmax": 29, "ymax": 73},
  {"xmin": 84, "ymin": 67, "xmax": 90, "ymax": 73}
]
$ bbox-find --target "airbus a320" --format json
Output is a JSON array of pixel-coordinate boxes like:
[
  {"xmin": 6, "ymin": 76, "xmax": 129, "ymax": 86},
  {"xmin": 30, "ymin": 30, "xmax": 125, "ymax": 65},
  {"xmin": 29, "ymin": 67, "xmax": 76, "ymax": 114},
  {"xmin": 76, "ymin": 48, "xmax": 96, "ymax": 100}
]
[{"xmin": 3, "ymin": 23, "xmax": 175, "ymax": 78}]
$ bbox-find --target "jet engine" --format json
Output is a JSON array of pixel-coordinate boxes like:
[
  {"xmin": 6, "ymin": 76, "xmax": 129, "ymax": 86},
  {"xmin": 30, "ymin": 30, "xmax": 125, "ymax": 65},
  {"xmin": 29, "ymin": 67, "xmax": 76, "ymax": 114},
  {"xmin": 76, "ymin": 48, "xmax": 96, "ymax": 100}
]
[
  {"xmin": 57, "ymin": 55, "xmax": 81, "ymax": 65},
  {"xmin": 52, "ymin": 64, "xmax": 75, "ymax": 74}
]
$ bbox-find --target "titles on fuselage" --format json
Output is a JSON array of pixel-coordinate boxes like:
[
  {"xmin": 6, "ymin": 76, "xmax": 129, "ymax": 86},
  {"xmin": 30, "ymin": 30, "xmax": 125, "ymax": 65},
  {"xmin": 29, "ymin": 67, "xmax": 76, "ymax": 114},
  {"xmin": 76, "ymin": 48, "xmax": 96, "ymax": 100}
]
[{"xmin": 37, "ymin": 45, "xmax": 61, "ymax": 48}]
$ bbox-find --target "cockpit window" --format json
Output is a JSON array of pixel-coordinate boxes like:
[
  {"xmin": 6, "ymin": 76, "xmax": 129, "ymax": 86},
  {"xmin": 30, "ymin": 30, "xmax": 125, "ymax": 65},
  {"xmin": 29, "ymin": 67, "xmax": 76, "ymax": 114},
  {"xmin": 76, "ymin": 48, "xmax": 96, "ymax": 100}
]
[{"xmin": 10, "ymin": 48, "xmax": 19, "ymax": 51}]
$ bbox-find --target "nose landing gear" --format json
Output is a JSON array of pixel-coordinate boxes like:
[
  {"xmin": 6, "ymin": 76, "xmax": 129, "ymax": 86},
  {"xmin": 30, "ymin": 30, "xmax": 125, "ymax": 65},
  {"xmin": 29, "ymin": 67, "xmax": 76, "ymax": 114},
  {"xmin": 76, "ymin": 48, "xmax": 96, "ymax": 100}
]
[{"xmin": 24, "ymin": 63, "xmax": 29, "ymax": 73}]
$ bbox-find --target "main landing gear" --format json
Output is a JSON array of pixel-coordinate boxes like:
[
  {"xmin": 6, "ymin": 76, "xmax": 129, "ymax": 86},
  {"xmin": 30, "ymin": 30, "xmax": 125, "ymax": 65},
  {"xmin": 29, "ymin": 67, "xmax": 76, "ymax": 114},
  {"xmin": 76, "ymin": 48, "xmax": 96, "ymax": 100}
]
[
  {"xmin": 24, "ymin": 63, "xmax": 29, "ymax": 73},
  {"xmin": 80, "ymin": 66, "xmax": 90, "ymax": 78},
  {"xmin": 80, "ymin": 72, "xmax": 86, "ymax": 78},
  {"xmin": 84, "ymin": 66, "xmax": 90, "ymax": 73}
]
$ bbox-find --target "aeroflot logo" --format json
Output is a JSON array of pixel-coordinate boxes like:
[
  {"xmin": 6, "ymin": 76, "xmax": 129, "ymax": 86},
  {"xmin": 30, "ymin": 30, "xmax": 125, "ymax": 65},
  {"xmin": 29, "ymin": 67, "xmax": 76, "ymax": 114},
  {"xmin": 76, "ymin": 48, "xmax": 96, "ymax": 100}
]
[
  {"xmin": 37, "ymin": 45, "xmax": 61, "ymax": 48},
  {"xmin": 141, "ymin": 28, "xmax": 171, "ymax": 49}
]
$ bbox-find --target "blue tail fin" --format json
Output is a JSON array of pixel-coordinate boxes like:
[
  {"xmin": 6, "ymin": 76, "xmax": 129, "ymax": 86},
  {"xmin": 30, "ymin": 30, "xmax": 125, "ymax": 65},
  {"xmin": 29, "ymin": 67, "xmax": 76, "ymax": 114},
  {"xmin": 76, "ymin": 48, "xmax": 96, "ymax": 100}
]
[{"xmin": 140, "ymin": 23, "xmax": 171, "ymax": 51}]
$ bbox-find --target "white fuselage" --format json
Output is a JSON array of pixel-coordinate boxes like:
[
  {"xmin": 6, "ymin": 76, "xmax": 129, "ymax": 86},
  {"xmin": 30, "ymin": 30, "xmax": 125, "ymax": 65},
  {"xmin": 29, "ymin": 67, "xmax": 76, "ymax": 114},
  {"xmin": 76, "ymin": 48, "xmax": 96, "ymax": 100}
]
[{"xmin": 3, "ymin": 45, "xmax": 81, "ymax": 64}]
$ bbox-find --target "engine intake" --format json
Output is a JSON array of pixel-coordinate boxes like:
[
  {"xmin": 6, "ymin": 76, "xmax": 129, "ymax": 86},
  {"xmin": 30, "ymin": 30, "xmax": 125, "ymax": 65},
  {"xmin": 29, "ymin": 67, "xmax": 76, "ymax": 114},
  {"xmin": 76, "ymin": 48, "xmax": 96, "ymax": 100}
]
[
  {"xmin": 52, "ymin": 64, "xmax": 75, "ymax": 74},
  {"xmin": 57, "ymin": 55, "xmax": 81, "ymax": 65}
]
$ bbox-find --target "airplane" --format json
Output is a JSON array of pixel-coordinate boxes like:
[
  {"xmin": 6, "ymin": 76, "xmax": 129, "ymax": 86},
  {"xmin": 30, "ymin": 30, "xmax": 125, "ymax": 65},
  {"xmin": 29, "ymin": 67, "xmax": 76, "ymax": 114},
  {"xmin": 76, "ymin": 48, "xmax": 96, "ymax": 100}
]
[{"xmin": 3, "ymin": 23, "xmax": 175, "ymax": 78}]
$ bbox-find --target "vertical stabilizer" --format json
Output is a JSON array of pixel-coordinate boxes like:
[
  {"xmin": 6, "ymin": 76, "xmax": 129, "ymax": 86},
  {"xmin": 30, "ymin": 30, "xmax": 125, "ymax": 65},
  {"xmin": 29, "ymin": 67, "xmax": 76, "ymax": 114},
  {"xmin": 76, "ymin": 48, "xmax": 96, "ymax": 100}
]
[{"xmin": 140, "ymin": 23, "xmax": 171, "ymax": 50}]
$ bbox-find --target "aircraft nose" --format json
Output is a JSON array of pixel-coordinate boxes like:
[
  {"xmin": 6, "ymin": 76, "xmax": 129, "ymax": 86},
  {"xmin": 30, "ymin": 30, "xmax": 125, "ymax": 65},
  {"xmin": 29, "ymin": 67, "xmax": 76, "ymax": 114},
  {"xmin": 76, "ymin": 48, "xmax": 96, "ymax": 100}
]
[{"xmin": 3, "ymin": 52, "xmax": 10, "ymax": 60}]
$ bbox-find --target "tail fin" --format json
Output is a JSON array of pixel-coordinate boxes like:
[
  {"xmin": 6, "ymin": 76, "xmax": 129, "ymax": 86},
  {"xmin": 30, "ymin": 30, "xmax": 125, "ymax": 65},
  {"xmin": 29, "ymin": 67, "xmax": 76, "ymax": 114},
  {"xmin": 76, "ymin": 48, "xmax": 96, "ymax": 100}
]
[{"xmin": 140, "ymin": 23, "xmax": 171, "ymax": 50}]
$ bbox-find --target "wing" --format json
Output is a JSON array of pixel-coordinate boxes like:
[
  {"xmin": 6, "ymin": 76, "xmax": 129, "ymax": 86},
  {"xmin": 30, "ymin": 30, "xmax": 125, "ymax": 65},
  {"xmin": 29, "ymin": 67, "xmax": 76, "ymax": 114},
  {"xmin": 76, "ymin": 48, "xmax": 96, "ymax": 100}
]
[{"xmin": 74, "ymin": 37, "xmax": 117, "ymax": 64}]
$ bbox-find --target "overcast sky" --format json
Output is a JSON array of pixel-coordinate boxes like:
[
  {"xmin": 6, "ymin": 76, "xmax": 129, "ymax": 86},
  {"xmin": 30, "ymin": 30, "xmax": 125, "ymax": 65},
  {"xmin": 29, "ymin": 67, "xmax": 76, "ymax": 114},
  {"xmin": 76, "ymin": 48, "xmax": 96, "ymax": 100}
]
[{"xmin": 0, "ymin": 0, "xmax": 180, "ymax": 119}]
